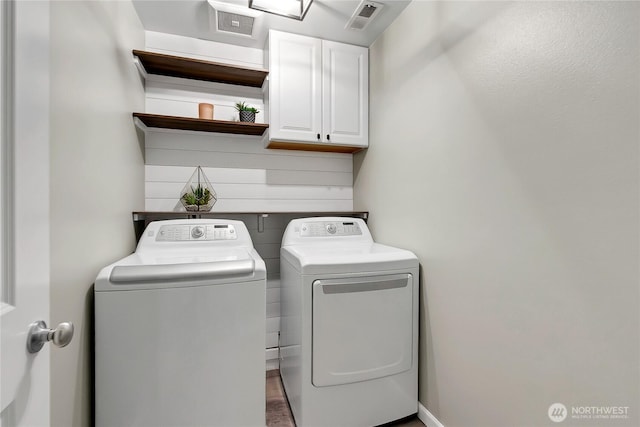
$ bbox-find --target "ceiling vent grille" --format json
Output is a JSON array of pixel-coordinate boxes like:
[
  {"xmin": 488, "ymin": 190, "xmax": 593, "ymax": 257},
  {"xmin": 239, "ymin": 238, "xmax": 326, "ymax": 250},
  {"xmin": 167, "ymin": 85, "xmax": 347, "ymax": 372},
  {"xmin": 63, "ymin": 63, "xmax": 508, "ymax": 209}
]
[
  {"xmin": 207, "ymin": 0, "xmax": 262, "ymax": 39},
  {"xmin": 217, "ymin": 11, "xmax": 254, "ymax": 36},
  {"xmin": 346, "ymin": 1, "xmax": 383, "ymax": 31}
]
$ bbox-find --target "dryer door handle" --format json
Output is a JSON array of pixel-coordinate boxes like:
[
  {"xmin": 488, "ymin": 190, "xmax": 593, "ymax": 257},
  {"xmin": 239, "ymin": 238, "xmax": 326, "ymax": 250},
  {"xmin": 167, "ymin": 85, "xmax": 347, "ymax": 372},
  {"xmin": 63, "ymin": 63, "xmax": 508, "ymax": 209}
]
[
  {"xmin": 109, "ymin": 259, "xmax": 255, "ymax": 284},
  {"xmin": 315, "ymin": 274, "xmax": 411, "ymax": 294}
]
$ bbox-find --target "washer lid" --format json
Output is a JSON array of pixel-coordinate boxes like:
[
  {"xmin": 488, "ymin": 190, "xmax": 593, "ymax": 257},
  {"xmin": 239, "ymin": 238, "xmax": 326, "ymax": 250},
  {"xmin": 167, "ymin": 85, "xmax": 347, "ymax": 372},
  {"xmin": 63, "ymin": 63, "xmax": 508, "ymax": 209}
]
[
  {"xmin": 281, "ymin": 242, "xmax": 418, "ymax": 274},
  {"xmin": 110, "ymin": 258, "xmax": 256, "ymax": 284},
  {"xmin": 95, "ymin": 247, "xmax": 266, "ymax": 291}
]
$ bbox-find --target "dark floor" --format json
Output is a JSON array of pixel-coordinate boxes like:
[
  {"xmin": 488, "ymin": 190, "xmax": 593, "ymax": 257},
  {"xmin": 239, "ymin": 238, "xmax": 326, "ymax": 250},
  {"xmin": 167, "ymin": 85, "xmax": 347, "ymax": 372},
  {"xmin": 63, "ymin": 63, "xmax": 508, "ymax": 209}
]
[
  {"xmin": 266, "ymin": 370, "xmax": 295, "ymax": 427},
  {"xmin": 266, "ymin": 370, "xmax": 425, "ymax": 427}
]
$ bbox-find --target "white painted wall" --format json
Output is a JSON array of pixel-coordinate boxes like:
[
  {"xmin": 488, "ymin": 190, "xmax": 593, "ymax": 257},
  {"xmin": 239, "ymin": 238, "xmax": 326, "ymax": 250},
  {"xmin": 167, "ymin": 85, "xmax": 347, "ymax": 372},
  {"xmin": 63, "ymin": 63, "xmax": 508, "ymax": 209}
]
[
  {"xmin": 50, "ymin": 2, "xmax": 145, "ymax": 426},
  {"xmin": 355, "ymin": 2, "xmax": 639, "ymax": 426}
]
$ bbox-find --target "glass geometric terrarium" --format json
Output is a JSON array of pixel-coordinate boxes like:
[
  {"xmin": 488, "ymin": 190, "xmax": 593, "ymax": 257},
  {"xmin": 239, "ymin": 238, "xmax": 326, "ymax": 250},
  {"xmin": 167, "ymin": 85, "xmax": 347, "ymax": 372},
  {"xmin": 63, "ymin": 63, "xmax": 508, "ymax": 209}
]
[{"xmin": 179, "ymin": 166, "xmax": 217, "ymax": 212}]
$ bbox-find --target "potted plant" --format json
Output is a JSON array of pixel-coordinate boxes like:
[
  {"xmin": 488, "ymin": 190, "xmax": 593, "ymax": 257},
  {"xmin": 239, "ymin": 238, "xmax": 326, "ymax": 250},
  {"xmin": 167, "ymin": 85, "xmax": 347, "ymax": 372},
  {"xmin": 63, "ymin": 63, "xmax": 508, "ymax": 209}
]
[
  {"xmin": 181, "ymin": 184, "xmax": 214, "ymax": 212},
  {"xmin": 235, "ymin": 101, "xmax": 260, "ymax": 123},
  {"xmin": 178, "ymin": 166, "xmax": 217, "ymax": 212}
]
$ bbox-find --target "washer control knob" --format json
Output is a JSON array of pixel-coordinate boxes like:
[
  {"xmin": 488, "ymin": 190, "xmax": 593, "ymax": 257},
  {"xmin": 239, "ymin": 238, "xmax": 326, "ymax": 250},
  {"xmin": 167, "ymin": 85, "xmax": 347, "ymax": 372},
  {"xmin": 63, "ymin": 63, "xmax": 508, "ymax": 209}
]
[
  {"xmin": 191, "ymin": 226, "xmax": 204, "ymax": 239},
  {"xmin": 326, "ymin": 223, "xmax": 337, "ymax": 234}
]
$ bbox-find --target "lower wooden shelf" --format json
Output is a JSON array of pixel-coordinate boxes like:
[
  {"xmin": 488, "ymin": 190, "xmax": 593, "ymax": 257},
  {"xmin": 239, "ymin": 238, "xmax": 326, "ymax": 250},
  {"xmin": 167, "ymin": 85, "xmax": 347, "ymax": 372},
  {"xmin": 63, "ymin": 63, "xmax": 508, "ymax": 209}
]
[
  {"xmin": 133, "ymin": 113, "xmax": 269, "ymax": 136},
  {"xmin": 132, "ymin": 211, "xmax": 369, "ymax": 242},
  {"xmin": 266, "ymin": 140, "xmax": 366, "ymax": 154}
]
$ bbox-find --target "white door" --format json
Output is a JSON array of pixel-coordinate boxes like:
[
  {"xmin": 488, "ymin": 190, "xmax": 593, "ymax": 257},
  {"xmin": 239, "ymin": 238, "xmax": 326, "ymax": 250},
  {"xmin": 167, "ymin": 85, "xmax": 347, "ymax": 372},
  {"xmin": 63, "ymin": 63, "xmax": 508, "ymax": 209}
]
[
  {"xmin": 322, "ymin": 40, "xmax": 369, "ymax": 147},
  {"xmin": 268, "ymin": 30, "xmax": 322, "ymax": 143},
  {"xmin": 1, "ymin": 1, "xmax": 54, "ymax": 425}
]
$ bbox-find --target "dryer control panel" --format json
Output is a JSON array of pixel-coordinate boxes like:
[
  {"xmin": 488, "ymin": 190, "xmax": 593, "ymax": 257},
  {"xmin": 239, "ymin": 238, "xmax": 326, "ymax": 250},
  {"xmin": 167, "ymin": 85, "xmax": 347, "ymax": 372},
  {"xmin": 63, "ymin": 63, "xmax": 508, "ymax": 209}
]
[
  {"xmin": 282, "ymin": 217, "xmax": 372, "ymax": 246},
  {"xmin": 300, "ymin": 221, "xmax": 362, "ymax": 237},
  {"xmin": 155, "ymin": 223, "xmax": 238, "ymax": 241}
]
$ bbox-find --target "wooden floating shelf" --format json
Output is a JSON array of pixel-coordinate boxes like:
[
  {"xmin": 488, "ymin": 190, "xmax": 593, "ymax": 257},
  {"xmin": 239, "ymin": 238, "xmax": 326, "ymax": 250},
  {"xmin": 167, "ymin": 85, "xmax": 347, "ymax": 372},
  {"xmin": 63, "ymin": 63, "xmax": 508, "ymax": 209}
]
[
  {"xmin": 133, "ymin": 113, "xmax": 269, "ymax": 136},
  {"xmin": 266, "ymin": 140, "xmax": 365, "ymax": 154},
  {"xmin": 133, "ymin": 49, "xmax": 268, "ymax": 87},
  {"xmin": 133, "ymin": 211, "xmax": 370, "ymax": 218},
  {"xmin": 132, "ymin": 211, "xmax": 370, "ymax": 242}
]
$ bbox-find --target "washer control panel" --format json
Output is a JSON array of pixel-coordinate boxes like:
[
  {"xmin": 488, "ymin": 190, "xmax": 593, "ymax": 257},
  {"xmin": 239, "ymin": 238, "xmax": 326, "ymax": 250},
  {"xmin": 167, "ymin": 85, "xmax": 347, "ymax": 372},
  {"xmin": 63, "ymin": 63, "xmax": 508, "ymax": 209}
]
[
  {"xmin": 155, "ymin": 223, "xmax": 237, "ymax": 241},
  {"xmin": 300, "ymin": 221, "xmax": 362, "ymax": 237}
]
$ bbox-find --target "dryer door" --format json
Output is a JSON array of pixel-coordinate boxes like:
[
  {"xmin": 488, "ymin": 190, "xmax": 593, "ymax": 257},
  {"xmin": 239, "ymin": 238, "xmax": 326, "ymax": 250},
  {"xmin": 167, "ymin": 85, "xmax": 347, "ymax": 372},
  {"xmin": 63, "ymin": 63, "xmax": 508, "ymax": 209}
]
[{"xmin": 312, "ymin": 273, "xmax": 413, "ymax": 387}]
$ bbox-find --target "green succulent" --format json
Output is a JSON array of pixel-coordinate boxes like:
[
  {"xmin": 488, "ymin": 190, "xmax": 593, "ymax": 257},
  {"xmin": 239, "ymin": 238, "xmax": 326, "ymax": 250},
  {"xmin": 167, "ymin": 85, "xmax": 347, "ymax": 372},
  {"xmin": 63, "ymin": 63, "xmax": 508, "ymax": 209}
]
[
  {"xmin": 181, "ymin": 185, "xmax": 212, "ymax": 206},
  {"xmin": 234, "ymin": 101, "xmax": 260, "ymax": 114}
]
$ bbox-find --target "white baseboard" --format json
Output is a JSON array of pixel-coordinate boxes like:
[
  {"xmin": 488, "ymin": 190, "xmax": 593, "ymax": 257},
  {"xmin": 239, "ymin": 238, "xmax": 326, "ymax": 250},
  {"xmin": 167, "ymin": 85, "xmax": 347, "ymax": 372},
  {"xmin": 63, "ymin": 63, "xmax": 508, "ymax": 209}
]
[
  {"xmin": 266, "ymin": 347, "xmax": 279, "ymax": 360},
  {"xmin": 266, "ymin": 359, "xmax": 279, "ymax": 371},
  {"xmin": 266, "ymin": 348, "xmax": 279, "ymax": 371},
  {"xmin": 418, "ymin": 403, "xmax": 445, "ymax": 427}
]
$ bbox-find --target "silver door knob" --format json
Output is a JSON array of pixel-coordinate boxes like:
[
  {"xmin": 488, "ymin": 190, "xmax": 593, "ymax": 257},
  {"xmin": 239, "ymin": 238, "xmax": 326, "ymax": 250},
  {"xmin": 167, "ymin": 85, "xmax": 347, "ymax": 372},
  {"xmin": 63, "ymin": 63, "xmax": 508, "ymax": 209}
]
[{"xmin": 26, "ymin": 320, "xmax": 74, "ymax": 353}]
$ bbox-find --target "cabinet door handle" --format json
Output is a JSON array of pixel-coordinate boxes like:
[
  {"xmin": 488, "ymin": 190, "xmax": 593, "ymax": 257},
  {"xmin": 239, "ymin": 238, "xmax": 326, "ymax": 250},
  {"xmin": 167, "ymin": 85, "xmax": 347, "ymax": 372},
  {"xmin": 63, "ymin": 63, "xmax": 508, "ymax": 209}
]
[
  {"xmin": 327, "ymin": 134, "xmax": 330, "ymax": 141},
  {"xmin": 317, "ymin": 133, "xmax": 320, "ymax": 140}
]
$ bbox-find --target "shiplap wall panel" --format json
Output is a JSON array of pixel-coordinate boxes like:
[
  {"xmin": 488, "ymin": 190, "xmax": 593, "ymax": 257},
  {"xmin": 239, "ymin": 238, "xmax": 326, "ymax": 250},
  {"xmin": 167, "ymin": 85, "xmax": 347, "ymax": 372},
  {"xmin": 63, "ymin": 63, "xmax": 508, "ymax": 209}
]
[
  {"xmin": 146, "ymin": 96, "xmax": 263, "ymax": 124},
  {"xmin": 266, "ymin": 288, "xmax": 280, "ymax": 304},
  {"xmin": 264, "ymin": 259, "xmax": 280, "ymax": 278},
  {"xmin": 144, "ymin": 162, "xmax": 353, "ymax": 211},
  {"xmin": 146, "ymin": 80, "xmax": 265, "ymax": 124},
  {"xmin": 146, "ymin": 164, "xmax": 266, "ymax": 183},
  {"xmin": 146, "ymin": 149, "xmax": 351, "ymax": 173},
  {"xmin": 146, "ymin": 31, "xmax": 264, "ymax": 68},
  {"xmin": 266, "ymin": 333, "xmax": 279, "ymax": 349},
  {"xmin": 143, "ymin": 31, "xmax": 356, "ymax": 368},
  {"xmin": 146, "ymin": 162, "xmax": 352, "ymax": 186},
  {"xmin": 146, "ymin": 130, "xmax": 351, "ymax": 161},
  {"xmin": 267, "ymin": 278, "xmax": 281, "ymax": 289},
  {"xmin": 145, "ymin": 74, "xmax": 264, "ymax": 98},
  {"xmin": 145, "ymin": 134, "xmax": 352, "ymax": 172},
  {"xmin": 266, "ymin": 303, "xmax": 281, "ymax": 318},
  {"xmin": 252, "ymin": 243, "xmax": 280, "ymax": 259},
  {"xmin": 146, "ymin": 182, "xmax": 353, "ymax": 200},
  {"xmin": 145, "ymin": 198, "xmax": 352, "ymax": 212},
  {"xmin": 144, "ymin": 130, "xmax": 332, "ymax": 156}
]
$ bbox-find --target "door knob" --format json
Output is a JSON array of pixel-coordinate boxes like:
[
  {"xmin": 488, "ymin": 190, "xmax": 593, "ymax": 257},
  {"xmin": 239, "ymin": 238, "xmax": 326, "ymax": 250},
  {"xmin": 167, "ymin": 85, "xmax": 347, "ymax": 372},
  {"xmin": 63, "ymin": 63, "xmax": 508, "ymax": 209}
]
[{"xmin": 26, "ymin": 320, "xmax": 74, "ymax": 353}]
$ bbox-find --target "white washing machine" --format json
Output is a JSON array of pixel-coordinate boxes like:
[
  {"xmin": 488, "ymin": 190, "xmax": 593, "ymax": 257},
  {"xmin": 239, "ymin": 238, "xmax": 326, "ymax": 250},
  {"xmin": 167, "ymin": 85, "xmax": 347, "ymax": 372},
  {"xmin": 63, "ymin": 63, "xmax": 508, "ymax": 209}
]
[
  {"xmin": 95, "ymin": 219, "xmax": 266, "ymax": 427},
  {"xmin": 280, "ymin": 217, "xmax": 419, "ymax": 427}
]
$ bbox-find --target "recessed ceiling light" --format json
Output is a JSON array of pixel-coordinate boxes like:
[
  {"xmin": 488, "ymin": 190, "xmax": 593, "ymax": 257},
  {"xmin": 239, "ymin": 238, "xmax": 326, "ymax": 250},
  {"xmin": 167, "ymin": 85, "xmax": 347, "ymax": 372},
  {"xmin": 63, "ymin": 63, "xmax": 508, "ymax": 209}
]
[{"xmin": 248, "ymin": 0, "xmax": 313, "ymax": 21}]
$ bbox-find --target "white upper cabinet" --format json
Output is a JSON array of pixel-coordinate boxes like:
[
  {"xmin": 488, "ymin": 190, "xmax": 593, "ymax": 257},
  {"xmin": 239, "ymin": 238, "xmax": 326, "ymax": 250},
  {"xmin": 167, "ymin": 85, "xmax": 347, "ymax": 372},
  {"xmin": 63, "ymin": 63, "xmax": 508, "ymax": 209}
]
[
  {"xmin": 268, "ymin": 31, "xmax": 323, "ymax": 144},
  {"xmin": 321, "ymin": 40, "xmax": 368, "ymax": 148},
  {"xmin": 267, "ymin": 30, "xmax": 368, "ymax": 153}
]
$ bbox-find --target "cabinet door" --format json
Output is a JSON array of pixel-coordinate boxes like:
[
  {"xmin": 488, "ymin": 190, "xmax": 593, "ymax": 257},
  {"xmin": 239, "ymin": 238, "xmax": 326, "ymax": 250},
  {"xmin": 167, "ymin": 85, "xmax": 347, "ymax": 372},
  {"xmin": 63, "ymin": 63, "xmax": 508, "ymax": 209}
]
[
  {"xmin": 268, "ymin": 31, "xmax": 322, "ymax": 143},
  {"xmin": 322, "ymin": 41, "xmax": 368, "ymax": 147}
]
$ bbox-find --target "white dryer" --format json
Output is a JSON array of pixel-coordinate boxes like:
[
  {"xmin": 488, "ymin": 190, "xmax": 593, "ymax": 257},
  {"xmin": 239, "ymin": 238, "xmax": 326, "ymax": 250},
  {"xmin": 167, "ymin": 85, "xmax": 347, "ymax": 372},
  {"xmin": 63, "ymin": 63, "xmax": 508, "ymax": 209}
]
[
  {"xmin": 280, "ymin": 217, "xmax": 419, "ymax": 427},
  {"xmin": 95, "ymin": 219, "xmax": 266, "ymax": 427}
]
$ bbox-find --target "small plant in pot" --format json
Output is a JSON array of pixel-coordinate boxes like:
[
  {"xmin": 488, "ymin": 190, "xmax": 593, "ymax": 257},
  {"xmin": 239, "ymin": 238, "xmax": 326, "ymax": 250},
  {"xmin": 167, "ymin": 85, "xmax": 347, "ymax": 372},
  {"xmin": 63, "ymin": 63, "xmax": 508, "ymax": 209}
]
[
  {"xmin": 235, "ymin": 101, "xmax": 260, "ymax": 123},
  {"xmin": 181, "ymin": 184, "xmax": 214, "ymax": 212},
  {"xmin": 178, "ymin": 166, "xmax": 217, "ymax": 212}
]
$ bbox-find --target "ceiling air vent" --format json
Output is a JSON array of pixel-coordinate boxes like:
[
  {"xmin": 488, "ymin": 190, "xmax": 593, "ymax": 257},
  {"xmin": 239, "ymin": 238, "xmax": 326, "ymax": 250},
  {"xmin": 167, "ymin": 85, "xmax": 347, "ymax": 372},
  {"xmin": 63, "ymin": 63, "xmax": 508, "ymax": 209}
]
[
  {"xmin": 207, "ymin": 0, "xmax": 263, "ymax": 38},
  {"xmin": 345, "ymin": 1, "xmax": 383, "ymax": 31},
  {"xmin": 217, "ymin": 11, "xmax": 254, "ymax": 36}
]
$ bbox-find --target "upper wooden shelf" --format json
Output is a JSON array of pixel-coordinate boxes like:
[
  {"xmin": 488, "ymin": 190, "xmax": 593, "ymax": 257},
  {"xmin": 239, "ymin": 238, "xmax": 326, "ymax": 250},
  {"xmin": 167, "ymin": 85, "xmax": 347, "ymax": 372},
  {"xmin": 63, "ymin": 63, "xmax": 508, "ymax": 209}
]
[
  {"xmin": 133, "ymin": 113, "xmax": 269, "ymax": 136},
  {"xmin": 133, "ymin": 49, "xmax": 268, "ymax": 87}
]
